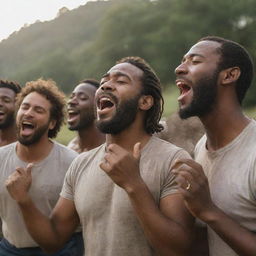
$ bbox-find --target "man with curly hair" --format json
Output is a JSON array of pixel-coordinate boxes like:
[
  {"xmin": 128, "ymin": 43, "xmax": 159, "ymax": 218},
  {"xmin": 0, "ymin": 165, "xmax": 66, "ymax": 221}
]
[
  {"xmin": 0, "ymin": 79, "xmax": 83, "ymax": 256},
  {"xmin": 0, "ymin": 80, "xmax": 21, "ymax": 146}
]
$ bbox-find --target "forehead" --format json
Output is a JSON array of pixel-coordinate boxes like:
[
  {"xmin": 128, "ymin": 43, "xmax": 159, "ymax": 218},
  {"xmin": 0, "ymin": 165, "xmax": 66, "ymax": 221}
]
[
  {"xmin": 73, "ymin": 83, "xmax": 97, "ymax": 96},
  {"xmin": 21, "ymin": 91, "xmax": 52, "ymax": 110},
  {"xmin": 106, "ymin": 62, "xmax": 143, "ymax": 82},
  {"xmin": 0, "ymin": 87, "xmax": 16, "ymax": 98},
  {"xmin": 185, "ymin": 40, "xmax": 221, "ymax": 60}
]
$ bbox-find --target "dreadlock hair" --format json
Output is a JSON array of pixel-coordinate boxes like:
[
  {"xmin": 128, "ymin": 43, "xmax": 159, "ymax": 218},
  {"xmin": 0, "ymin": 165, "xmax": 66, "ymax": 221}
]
[
  {"xmin": 0, "ymin": 80, "xmax": 21, "ymax": 94},
  {"xmin": 199, "ymin": 36, "xmax": 254, "ymax": 105},
  {"xmin": 16, "ymin": 79, "xmax": 66, "ymax": 138},
  {"xmin": 116, "ymin": 56, "xmax": 164, "ymax": 134}
]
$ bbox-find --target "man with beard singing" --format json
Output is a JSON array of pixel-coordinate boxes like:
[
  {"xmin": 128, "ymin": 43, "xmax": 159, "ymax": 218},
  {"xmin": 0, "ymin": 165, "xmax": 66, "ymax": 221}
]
[
  {"xmin": 6, "ymin": 57, "xmax": 194, "ymax": 256},
  {"xmin": 173, "ymin": 36, "xmax": 256, "ymax": 256},
  {"xmin": 67, "ymin": 79, "xmax": 105, "ymax": 153},
  {"xmin": 0, "ymin": 80, "xmax": 21, "ymax": 146},
  {"xmin": 1, "ymin": 79, "xmax": 84, "ymax": 256}
]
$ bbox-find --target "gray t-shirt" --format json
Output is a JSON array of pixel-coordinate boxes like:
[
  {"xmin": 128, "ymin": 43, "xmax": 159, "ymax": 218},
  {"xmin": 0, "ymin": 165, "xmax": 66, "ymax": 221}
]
[
  {"xmin": 195, "ymin": 120, "xmax": 256, "ymax": 256},
  {"xmin": 61, "ymin": 136, "xmax": 190, "ymax": 256},
  {"xmin": 0, "ymin": 141, "xmax": 78, "ymax": 247}
]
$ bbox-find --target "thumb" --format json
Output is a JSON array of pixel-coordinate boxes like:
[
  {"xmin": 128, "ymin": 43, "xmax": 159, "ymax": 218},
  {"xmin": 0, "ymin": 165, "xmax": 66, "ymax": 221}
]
[
  {"xmin": 133, "ymin": 142, "xmax": 141, "ymax": 160},
  {"xmin": 26, "ymin": 163, "xmax": 34, "ymax": 176}
]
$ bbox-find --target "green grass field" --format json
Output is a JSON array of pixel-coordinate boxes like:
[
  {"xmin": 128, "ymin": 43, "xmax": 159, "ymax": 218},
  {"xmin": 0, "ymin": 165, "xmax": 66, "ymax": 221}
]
[{"xmin": 56, "ymin": 86, "xmax": 256, "ymax": 145}]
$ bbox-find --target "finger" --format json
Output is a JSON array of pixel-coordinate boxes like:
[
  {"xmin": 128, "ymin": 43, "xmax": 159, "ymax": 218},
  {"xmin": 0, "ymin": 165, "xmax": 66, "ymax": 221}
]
[
  {"xmin": 133, "ymin": 142, "xmax": 141, "ymax": 160},
  {"xmin": 26, "ymin": 163, "xmax": 33, "ymax": 176},
  {"xmin": 99, "ymin": 161, "xmax": 111, "ymax": 172},
  {"xmin": 176, "ymin": 159, "xmax": 205, "ymax": 175},
  {"xmin": 15, "ymin": 167, "xmax": 26, "ymax": 175}
]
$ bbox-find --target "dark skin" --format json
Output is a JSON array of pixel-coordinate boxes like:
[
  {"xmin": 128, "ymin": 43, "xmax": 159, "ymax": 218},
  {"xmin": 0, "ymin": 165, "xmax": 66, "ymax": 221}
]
[
  {"xmin": 173, "ymin": 40, "xmax": 256, "ymax": 256},
  {"xmin": 6, "ymin": 62, "xmax": 194, "ymax": 256},
  {"xmin": 67, "ymin": 83, "xmax": 105, "ymax": 153},
  {"xmin": 0, "ymin": 88, "xmax": 17, "ymax": 146}
]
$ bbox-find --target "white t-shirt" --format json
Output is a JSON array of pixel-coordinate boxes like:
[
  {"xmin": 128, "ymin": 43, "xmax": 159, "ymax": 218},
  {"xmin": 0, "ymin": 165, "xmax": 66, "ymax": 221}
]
[
  {"xmin": 0, "ymin": 141, "xmax": 78, "ymax": 247},
  {"xmin": 61, "ymin": 136, "xmax": 191, "ymax": 256},
  {"xmin": 195, "ymin": 120, "xmax": 256, "ymax": 256}
]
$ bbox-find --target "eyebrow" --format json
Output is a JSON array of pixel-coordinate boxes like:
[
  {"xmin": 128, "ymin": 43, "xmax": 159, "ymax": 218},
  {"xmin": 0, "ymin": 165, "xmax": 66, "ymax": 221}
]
[
  {"xmin": 101, "ymin": 71, "xmax": 132, "ymax": 81},
  {"xmin": 183, "ymin": 53, "xmax": 205, "ymax": 60}
]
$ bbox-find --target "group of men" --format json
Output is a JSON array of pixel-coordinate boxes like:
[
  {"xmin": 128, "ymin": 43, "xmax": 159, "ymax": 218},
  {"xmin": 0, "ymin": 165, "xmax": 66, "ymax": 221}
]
[{"xmin": 0, "ymin": 35, "xmax": 254, "ymax": 256}]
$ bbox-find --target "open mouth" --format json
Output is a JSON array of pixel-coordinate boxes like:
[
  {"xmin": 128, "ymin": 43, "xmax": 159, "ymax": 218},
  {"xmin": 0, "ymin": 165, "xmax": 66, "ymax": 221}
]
[
  {"xmin": 68, "ymin": 109, "xmax": 79, "ymax": 119},
  {"xmin": 21, "ymin": 121, "xmax": 35, "ymax": 136},
  {"xmin": 97, "ymin": 97, "xmax": 114, "ymax": 110},
  {"xmin": 0, "ymin": 110, "xmax": 5, "ymax": 118},
  {"xmin": 176, "ymin": 81, "xmax": 191, "ymax": 95}
]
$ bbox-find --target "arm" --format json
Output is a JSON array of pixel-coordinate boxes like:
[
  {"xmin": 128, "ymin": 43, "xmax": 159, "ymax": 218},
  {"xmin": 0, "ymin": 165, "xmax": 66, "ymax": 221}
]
[
  {"xmin": 5, "ymin": 164, "xmax": 79, "ymax": 254},
  {"xmin": 173, "ymin": 158, "xmax": 256, "ymax": 256},
  {"xmin": 100, "ymin": 143, "xmax": 194, "ymax": 256}
]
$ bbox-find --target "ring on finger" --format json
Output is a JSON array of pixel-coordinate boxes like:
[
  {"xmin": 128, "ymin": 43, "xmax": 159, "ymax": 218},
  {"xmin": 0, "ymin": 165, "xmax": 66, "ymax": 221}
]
[{"xmin": 185, "ymin": 181, "xmax": 191, "ymax": 191}]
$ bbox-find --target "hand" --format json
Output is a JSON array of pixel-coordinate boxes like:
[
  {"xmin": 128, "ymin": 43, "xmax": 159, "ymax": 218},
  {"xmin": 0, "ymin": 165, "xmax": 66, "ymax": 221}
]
[
  {"xmin": 5, "ymin": 163, "xmax": 33, "ymax": 203},
  {"xmin": 172, "ymin": 159, "xmax": 216, "ymax": 221},
  {"xmin": 100, "ymin": 142, "xmax": 143, "ymax": 191}
]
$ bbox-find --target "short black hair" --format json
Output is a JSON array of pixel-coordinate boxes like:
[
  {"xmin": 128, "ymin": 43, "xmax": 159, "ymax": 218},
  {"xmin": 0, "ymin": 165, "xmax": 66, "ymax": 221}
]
[
  {"xmin": 199, "ymin": 36, "xmax": 254, "ymax": 104},
  {"xmin": 116, "ymin": 56, "xmax": 164, "ymax": 134},
  {"xmin": 80, "ymin": 79, "xmax": 100, "ymax": 89},
  {"xmin": 0, "ymin": 80, "xmax": 21, "ymax": 94}
]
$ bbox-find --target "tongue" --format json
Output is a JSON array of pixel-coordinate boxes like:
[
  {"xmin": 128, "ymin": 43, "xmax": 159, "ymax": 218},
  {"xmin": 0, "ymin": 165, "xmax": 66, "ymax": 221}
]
[{"xmin": 21, "ymin": 127, "xmax": 34, "ymax": 136}]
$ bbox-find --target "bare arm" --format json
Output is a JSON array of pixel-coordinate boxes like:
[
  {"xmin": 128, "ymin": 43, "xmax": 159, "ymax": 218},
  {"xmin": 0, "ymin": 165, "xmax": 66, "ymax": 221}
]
[
  {"xmin": 173, "ymin": 158, "xmax": 256, "ymax": 256},
  {"xmin": 100, "ymin": 143, "xmax": 194, "ymax": 256},
  {"xmin": 5, "ymin": 165, "xmax": 79, "ymax": 254}
]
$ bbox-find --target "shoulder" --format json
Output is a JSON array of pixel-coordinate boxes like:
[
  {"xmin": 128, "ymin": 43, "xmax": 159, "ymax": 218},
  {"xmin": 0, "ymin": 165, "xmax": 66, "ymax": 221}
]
[
  {"xmin": 143, "ymin": 136, "xmax": 191, "ymax": 161},
  {"xmin": 0, "ymin": 142, "xmax": 16, "ymax": 154},
  {"xmin": 70, "ymin": 143, "xmax": 105, "ymax": 166},
  {"xmin": 53, "ymin": 141, "xmax": 78, "ymax": 159}
]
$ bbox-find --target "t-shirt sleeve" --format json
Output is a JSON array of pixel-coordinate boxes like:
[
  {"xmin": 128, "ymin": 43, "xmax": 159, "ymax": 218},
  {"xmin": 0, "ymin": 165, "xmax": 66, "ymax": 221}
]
[
  {"xmin": 161, "ymin": 149, "xmax": 191, "ymax": 199},
  {"xmin": 60, "ymin": 159, "xmax": 77, "ymax": 201}
]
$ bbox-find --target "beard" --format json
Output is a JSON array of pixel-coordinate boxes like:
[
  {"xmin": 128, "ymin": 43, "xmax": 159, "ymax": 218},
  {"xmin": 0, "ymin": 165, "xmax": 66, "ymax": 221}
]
[
  {"xmin": 68, "ymin": 110, "xmax": 95, "ymax": 131},
  {"xmin": 96, "ymin": 93, "xmax": 141, "ymax": 134},
  {"xmin": 0, "ymin": 112, "xmax": 15, "ymax": 129},
  {"xmin": 179, "ymin": 70, "xmax": 219, "ymax": 119},
  {"xmin": 17, "ymin": 122, "xmax": 50, "ymax": 146}
]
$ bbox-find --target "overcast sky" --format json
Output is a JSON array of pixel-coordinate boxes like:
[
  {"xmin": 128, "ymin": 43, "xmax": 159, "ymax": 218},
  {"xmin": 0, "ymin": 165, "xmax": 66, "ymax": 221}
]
[{"xmin": 0, "ymin": 0, "xmax": 94, "ymax": 41}]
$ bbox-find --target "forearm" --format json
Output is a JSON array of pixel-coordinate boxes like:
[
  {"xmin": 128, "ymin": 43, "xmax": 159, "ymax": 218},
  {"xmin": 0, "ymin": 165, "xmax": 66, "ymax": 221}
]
[
  {"xmin": 18, "ymin": 197, "xmax": 68, "ymax": 253},
  {"xmin": 126, "ymin": 182, "xmax": 192, "ymax": 256},
  {"xmin": 203, "ymin": 206, "xmax": 256, "ymax": 256}
]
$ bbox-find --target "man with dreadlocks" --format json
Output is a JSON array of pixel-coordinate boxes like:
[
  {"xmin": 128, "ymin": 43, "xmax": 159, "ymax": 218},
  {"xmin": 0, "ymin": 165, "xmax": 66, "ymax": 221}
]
[
  {"xmin": 6, "ymin": 57, "xmax": 194, "ymax": 256},
  {"xmin": 0, "ymin": 80, "xmax": 21, "ymax": 146}
]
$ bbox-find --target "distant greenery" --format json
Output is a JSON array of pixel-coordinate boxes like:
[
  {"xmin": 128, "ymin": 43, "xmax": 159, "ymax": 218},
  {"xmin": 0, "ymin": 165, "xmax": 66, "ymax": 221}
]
[{"xmin": 1, "ymin": 0, "xmax": 256, "ymax": 106}]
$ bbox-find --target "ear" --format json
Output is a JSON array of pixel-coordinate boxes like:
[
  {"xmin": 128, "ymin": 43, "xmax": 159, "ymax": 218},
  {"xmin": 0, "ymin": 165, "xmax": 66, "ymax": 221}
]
[
  {"xmin": 221, "ymin": 67, "xmax": 241, "ymax": 86},
  {"xmin": 138, "ymin": 95, "xmax": 154, "ymax": 111},
  {"xmin": 49, "ymin": 119, "xmax": 56, "ymax": 130}
]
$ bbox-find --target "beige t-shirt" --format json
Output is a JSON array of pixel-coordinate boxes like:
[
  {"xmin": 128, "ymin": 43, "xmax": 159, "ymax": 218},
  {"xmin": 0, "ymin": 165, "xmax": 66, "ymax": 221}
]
[
  {"xmin": 61, "ymin": 136, "xmax": 190, "ymax": 256},
  {"xmin": 195, "ymin": 120, "xmax": 256, "ymax": 256},
  {"xmin": 0, "ymin": 141, "xmax": 78, "ymax": 247}
]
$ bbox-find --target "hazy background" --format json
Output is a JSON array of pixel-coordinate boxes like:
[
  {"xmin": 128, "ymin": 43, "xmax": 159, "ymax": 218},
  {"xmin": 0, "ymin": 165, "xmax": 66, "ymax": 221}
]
[{"xmin": 1, "ymin": 0, "xmax": 256, "ymax": 145}]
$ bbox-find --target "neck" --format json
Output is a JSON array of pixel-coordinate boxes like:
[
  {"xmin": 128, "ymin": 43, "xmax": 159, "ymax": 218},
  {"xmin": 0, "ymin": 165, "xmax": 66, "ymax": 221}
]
[
  {"xmin": 200, "ymin": 103, "xmax": 250, "ymax": 151},
  {"xmin": 16, "ymin": 136, "xmax": 54, "ymax": 163},
  {"xmin": 0, "ymin": 124, "xmax": 17, "ymax": 146},
  {"xmin": 77, "ymin": 125, "xmax": 105, "ymax": 152},
  {"xmin": 105, "ymin": 120, "xmax": 151, "ymax": 153}
]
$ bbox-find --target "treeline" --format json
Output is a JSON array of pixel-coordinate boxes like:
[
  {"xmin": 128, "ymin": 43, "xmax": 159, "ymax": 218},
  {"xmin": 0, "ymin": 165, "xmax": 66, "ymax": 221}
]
[{"xmin": 1, "ymin": 0, "xmax": 256, "ymax": 106}]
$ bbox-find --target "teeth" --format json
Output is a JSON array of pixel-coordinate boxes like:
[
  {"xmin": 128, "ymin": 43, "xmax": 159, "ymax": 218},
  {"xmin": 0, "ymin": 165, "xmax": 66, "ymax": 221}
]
[
  {"xmin": 22, "ymin": 121, "xmax": 33, "ymax": 125},
  {"xmin": 68, "ymin": 110, "xmax": 77, "ymax": 114}
]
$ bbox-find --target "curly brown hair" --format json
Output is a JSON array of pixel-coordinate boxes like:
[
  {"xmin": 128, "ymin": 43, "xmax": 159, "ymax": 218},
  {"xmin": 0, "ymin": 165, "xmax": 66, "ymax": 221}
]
[{"xmin": 16, "ymin": 79, "xmax": 66, "ymax": 138}]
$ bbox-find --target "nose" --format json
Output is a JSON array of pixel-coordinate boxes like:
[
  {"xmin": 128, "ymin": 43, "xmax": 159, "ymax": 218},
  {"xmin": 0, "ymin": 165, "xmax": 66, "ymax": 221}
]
[
  {"xmin": 100, "ymin": 81, "xmax": 114, "ymax": 91},
  {"xmin": 175, "ymin": 62, "xmax": 188, "ymax": 75},
  {"xmin": 23, "ymin": 107, "xmax": 34, "ymax": 117},
  {"xmin": 68, "ymin": 96, "xmax": 78, "ymax": 106}
]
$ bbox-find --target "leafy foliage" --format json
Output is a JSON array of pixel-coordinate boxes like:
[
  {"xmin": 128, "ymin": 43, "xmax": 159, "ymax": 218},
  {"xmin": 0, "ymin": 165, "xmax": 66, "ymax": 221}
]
[{"xmin": 1, "ymin": 0, "xmax": 256, "ymax": 106}]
